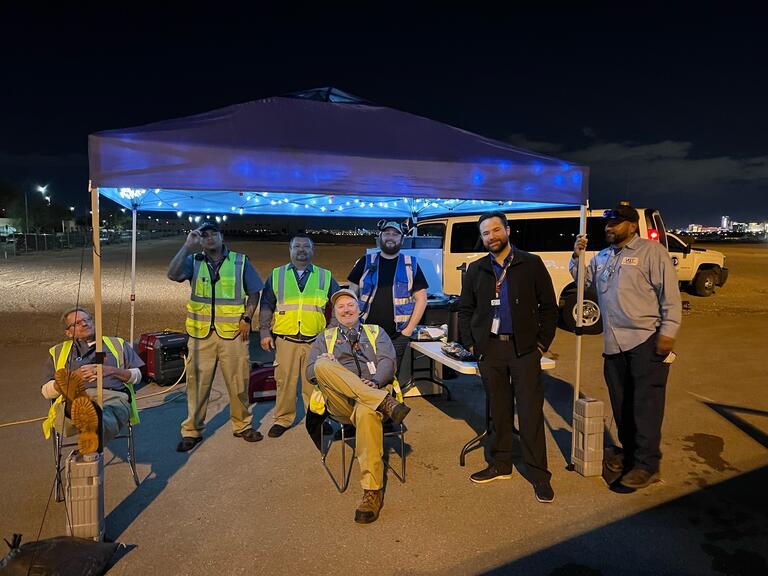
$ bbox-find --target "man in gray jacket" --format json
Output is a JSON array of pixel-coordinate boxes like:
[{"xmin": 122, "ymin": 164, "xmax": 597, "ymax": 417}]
[
  {"xmin": 571, "ymin": 203, "xmax": 681, "ymax": 490},
  {"xmin": 306, "ymin": 289, "xmax": 410, "ymax": 524}
]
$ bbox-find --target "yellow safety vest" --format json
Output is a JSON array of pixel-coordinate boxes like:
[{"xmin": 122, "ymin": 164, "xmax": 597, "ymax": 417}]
[
  {"xmin": 271, "ymin": 265, "xmax": 330, "ymax": 337},
  {"xmin": 42, "ymin": 337, "xmax": 140, "ymax": 439},
  {"xmin": 309, "ymin": 324, "xmax": 403, "ymax": 415},
  {"xmin": 186, "ymin": 251, "xmax": 246, "ymax": 339}
]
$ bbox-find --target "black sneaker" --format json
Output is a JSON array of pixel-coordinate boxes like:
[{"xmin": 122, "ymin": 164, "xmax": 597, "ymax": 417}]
[
  {"xmin": 470, "ymin": 465, "xmax": 513, "ymax": 484},
  {"xmin": 176, "ymin": 436, "xmax": 202, "ymax": 452},
  {"xmin": 268, "ymin": 424, "xmax": 288, "ymax": 438},
  {"xmin": 533, "ymin": 480, "xmax": 555, "ymax": 503},
  {"xmin": 233, "ymin": 428, "xmax": 264, "ymax": 442},
  {"xmin": 619, "ymin": 468, "xmax": 660, "ymax": 489}
]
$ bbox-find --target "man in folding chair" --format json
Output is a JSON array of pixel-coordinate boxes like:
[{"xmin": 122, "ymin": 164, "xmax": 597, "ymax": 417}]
[
  {"xmin": 306, "ymin": 289, "xmax": 411, "ymax": 524},
  {"xmin": 41, "ymin": 307, "xmax": 143, "ymax": 454}
]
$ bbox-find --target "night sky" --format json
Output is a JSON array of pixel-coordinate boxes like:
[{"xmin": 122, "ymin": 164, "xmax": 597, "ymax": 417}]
[{"xmin": 2, "ymin": 9, "xmax": 766, "ymax": 228}]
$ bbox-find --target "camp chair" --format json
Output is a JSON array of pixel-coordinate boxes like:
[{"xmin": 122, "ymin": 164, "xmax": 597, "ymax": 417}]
[
  {"xmin": 320, "ymin": 413, "xmax": 406, "ymax": 493},
  {"xmin": 52, "ymin": 406, "xmax": 139, "ymax": 502}
]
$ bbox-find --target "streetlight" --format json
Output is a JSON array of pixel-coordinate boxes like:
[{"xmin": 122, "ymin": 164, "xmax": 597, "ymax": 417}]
[{"xmin": 25, "ymin": 184, "xmax": 49, "ymax": 234}]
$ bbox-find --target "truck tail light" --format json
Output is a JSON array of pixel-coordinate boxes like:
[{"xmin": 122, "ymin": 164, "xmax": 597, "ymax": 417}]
[{"xmin": 648, "ymin": 228, "xmax": 660, "ymax": 241}]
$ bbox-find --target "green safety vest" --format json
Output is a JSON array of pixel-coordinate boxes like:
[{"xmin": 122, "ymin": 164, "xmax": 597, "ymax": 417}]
[
  {"xmin": 42, "ymin": 336, "xmax": 139, "ymax": 439},
  {"xmin": 309, "ymin": 324, "xmax": 403, "ymax": 415},
  {"xmin": 271, "ymin": 265, "xmax": 330, "ymax": 337},
  {"xmin": 186, "ymin": 251, "xmax": 246, "ymax": 339}
]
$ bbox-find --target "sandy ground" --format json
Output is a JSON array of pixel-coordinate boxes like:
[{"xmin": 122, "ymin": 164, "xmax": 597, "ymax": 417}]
[{"xmin": 1, "ymin": 239, "xmax": 767, "ymax": 575}]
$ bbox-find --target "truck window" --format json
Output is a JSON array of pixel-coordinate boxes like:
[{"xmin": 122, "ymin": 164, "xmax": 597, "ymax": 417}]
[
  {"xmin": 667, "ymin": 234, "xmax": 686, "ymax": 253},
  {"xmin": 450, "ymin": 222, "xmax": 484, "ymax": 253},
  {"xmin": 417, "ymin": 223, "xmax": 446, "ymax": 248}
]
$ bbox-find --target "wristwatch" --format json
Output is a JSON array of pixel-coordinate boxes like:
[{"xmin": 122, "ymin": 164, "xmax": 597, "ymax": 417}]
[{"xmin": 240, "ymin": 315, "xmax": 251, "ymax": 324}]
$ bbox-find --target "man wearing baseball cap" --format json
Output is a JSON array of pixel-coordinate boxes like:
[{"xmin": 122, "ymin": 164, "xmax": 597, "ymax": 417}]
[
  {"xmin": 347, "ymin": 220, "xmax": 428, "ymax": 371},
  {"xmin": 168, "ymin": 221, "xmax": 264, "ymax": 451},
  {"xmin": 306, "ymin": 288, "xmax": 409, "ymax": 524},
  {"xmin": 571, "ymin": 202, "xmax": 681, "ymax": 490}
]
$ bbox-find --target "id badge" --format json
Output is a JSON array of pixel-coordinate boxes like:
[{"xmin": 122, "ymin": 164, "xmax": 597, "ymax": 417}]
[
  {"xmin": 491, "ymin": 298, "xmax": 501, "ymax": 306},
  {"xmin": 491, "ymin": 317, "xmax": 500, "ymax": 335},
  {"xmin": 367, "ymin": 361, "xmax": 377, "ymax": 374}
]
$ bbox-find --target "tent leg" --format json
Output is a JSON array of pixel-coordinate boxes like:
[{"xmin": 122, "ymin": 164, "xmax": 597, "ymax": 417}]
[
  {"xmin": 89, "ymin": 181, "xmax": 106, "ymax": 541},
  {"xmin": 130, "ymin": 209, "xmax": 137, "ymax": 345},
  {"xmin": 570, "ymin": 203, "xmax": 588, "ymax": 470}
]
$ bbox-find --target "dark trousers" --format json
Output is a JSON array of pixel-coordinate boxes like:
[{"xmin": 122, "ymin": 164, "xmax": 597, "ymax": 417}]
[
  {"xmin": 390, "ymin": 332, "xmax": 410, "ymax": 375},
  {"xmin": 478, "ymin": 337, "xmax": 550, "ymax": 482},
  {"xmin": 603, "ymin": 333, "xmax": 670, "ymax": 473}
]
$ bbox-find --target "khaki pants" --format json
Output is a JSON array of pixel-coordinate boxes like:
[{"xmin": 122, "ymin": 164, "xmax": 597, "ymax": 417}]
[
  {"xmin": 54, "ymin": 388, "xmax": 131, "ymax": 444},
  {"xmin": 181, "ymin": 331, "xmax": 252, "ymax": 437},
  {"xmin": 313, "ymin": 358, "xmax": 389, "ymax": 490},
  {"xmin": 273, "ymin": 338, "xmax": 313, "ymax": 428}
]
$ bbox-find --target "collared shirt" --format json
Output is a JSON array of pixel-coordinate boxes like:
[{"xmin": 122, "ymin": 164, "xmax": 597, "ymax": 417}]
[
  {"xmin": 570, "ymin": 236, "xmax": 682, "ymax": 354},
  {"xmin": 489, "ymin": 248, "xmax": 514, "ymax": 334},
  {"xmin": 43, "ymin": 338, "xmax": 145, "ymax": 392},
  {"xmin": 305, "ymin": 322, "xmax": 397, "ymax": 387},
  {"xmin": 258, "ymin": 263, "xmax": 340, "ymax": 339}
]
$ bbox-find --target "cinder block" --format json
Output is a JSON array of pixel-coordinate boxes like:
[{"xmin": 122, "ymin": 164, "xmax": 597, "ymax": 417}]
[
  {"xmin": 65, "ymin": 452, "xmax": 104, "ymax": 541},
  {"xmin": 574, "ymin": 458, "xmax": 603, "ymax": 477},
  {"xmin": 575, "ymin": 397, "xmax": 604, "ymax": 418},
  {"xmin": 574, "ymin": 413, "xmax": 605, "ymax": 435}
]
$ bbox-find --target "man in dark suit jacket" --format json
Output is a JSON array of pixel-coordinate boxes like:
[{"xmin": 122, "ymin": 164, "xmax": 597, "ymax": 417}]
[{"xmin": 458, "ymin": 211, "xmax": 558, "ymax": 503}]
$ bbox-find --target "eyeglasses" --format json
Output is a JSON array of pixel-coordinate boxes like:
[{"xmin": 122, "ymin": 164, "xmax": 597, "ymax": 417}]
[{"xmin": 67, "ymin": 318, "xmax": 91, "ymax": 330}]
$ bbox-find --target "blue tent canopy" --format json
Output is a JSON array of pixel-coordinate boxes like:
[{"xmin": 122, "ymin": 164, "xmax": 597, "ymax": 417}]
[{"xmin": 89, "ymin": 88, "xmax": 588, "ymax": 218}]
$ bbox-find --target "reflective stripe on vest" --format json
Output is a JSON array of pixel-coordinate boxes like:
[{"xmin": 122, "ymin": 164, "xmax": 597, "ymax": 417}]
[
  {"xmin": 186, "ymin": 251, "xmax": 246, "ymax": 339},
  {"xmin": 308, "ymin": 324, "xmax": 403, "ymax": 415},
  {"xmin": 271, "ymin": 265, "xmax": 329, "ymax": 337},
  {"xmin": 358, "ymin": 253, "xmax": 417, "ymax": 332}
]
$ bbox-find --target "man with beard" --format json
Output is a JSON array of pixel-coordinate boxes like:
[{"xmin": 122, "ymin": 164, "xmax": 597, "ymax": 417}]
[
  {"xmin": 42, "ymin": 307, "xmax": 144, "ymax": 454},
  {"xmin": 347, "ymin": 221, "xmax": 428, "ymax": 371},
  {"xmin": 457, "ymin": 211, "xmax": 558, "ymax": 502},
  {"xmin": 259, "ymin": 235, "xmax": 339, "ymax": 438},
  {"xmin": 306, "ymin": 289, "xmax": 410, "ymax": 524},
  {"xmin": 168, "ymin": 221, "xmax": 264, "ymax": 451},
  {"xmin": 571, "ymin": 203, "xmax": 681, "ymax": 490}
]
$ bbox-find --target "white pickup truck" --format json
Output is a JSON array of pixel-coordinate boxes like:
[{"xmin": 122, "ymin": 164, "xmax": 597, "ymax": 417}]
[{"xmin": 666, "ymin": 232, "xmax": 728, "ymax": 296}]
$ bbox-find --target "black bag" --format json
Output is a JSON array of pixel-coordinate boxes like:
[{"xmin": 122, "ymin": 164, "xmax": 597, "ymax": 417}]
[{"xmin": 0, "ymin": 533, "xmax": 119, "ymax": 576}]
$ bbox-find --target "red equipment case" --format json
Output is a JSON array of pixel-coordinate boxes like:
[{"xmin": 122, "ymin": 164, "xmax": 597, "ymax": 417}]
[
  {"xmin": 249, "ymin": 363, "xmax": 277, "ymax": 403},
  {"xmin": 136, "ymin": 331, "xmax": 188, "ymax": 386}
]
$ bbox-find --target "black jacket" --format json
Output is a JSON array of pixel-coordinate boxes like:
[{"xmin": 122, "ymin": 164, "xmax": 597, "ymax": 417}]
[{"xmin": 457, "ymin": 248, "xmax": 558, "ymax": 357}]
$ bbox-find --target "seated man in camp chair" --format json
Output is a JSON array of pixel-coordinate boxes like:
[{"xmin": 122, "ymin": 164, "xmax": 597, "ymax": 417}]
[
  {"xmin": 41, "ymin": 307, "xmax": 143, "ymax": 454},
  {"xmin": 306, "ymin": 289, "xmax": 411, "ymax": 524}
]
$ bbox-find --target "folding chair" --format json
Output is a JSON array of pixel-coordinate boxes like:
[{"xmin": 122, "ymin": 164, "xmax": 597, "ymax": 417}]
[
  {"xmin": 320, "ymin": 414, "xmax": 406, "ymax": 493},
  {"xmin": 52, "ymin": 414, "xmax": 139, "ymax": 502}
]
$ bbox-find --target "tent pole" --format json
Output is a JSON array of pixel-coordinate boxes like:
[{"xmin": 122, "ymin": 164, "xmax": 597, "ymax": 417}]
[
  {"xmin": 130, "ymin": 209, "xmax": 137, "ymax": 344},
  {"xmin": 89, "ymin": 181, "xmax": 106, "ymax": 541},
  {"xmin": 90, "ymin": 182, "xmax": 104, "ymax": 411},
  {"xmin": 571, "ymin": 203, "xmax": 587, "ymax": 468}
]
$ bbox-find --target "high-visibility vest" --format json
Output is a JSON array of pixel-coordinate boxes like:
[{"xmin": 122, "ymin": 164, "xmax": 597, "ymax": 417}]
[
  {"xmin": 309, "ymin": 324, "xmax": 403, "ymax": 415},
  {"xmin": 42, "ymin": 336, "xmax": 139, "ymax": 439},
  {"xmin": 358, "ymin": 253, "xmax": 417, "ymax": 332},
  {"xmin": 186, "ymin": 251, "xmax": 246, "ymax": 339},
  {"xmin": 271, "ymin": 265, "xmax": 330, "ymax": 337}
]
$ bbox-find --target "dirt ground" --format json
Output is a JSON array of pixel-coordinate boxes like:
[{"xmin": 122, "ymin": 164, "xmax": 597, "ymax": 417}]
[{"xmin": 1, "ymin": 239, "xmax": 766, "ymax": 575}]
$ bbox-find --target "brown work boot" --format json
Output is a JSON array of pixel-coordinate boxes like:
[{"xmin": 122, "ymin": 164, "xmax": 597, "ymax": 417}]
[
  {"xmin": 71, "ymin": 396, "xmax": 101, "ymax": 455},
  {"xmin": 376, "ymin": 395, "xmax": 410, "ymax": 426},
  {"xmin": 54, "ymin": 368, "xmax": 86, "ymax": 406},
  {"xmin": 354, "ymin": 489, "xmax": 384, "ymax": 524}
]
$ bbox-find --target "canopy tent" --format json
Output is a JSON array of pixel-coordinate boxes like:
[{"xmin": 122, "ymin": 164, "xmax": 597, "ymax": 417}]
[
  {"xmin": 84, "ymin": 89, "xmax": 591, "ymax": 515},
  {"xmin": 89, "ymin": 87, "xmax": 587, "ymax": 219}
]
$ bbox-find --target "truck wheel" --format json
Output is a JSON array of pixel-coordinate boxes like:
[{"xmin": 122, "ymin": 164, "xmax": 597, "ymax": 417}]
[
  {"xmin": 694, "ymin": 270, "xmax": 716, "ymax": 296},
  {"xmin": 560, "ymin": 291, "xmax": 603, "ymax": 334}
]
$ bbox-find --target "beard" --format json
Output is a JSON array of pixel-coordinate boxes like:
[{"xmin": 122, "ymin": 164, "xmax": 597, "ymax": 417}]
[
  {"xmin": 483, "ymin": 236, "xmax": 508, "ymax": 254},
  {"xmin": 380, "ymin": 239, "xmax": 401, "ymax": 255}
]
